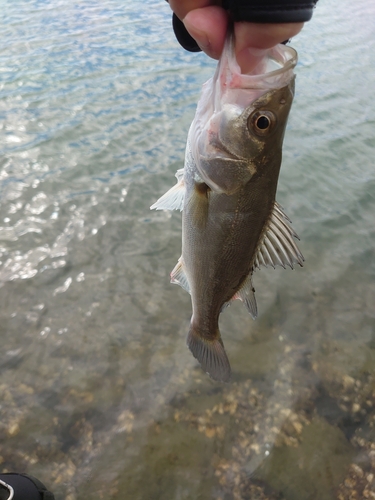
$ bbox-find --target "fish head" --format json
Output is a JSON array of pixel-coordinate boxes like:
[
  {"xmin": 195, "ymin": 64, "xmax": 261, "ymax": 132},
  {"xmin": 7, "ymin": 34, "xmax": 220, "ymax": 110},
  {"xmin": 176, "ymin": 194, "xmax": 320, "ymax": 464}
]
[
  {"xmin": 218, "ymin": 77, "xmax": 295, "ymax": 164},
  {"xmin": 192, "ymin": 38, "xmax": 297, "ymax": 194},
  {"xmin": 195, "ymin": 78, "xmax": 296, "ymax": 195}
]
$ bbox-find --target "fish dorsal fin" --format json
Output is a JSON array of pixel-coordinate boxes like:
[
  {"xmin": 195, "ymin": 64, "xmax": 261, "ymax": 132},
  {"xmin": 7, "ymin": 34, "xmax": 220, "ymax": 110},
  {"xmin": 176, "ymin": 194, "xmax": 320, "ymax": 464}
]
[
  {"xmin": 150, "ymin": 169, "xmax": 185, "ymax": 211},
  {"xmin": 254, "ymin": 202, "xmax": 304, "ymax": 270},
  {"xmin": 170, "ymin": 257, "xmax": 190, "ymax": 294}
]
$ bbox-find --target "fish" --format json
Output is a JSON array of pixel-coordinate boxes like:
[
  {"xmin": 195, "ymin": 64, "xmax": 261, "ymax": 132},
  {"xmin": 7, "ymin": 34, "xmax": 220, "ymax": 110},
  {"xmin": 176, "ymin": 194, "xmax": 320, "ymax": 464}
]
[{"xmin": 151, "ymin": 31, "xmax": 304, "ymax": 382}]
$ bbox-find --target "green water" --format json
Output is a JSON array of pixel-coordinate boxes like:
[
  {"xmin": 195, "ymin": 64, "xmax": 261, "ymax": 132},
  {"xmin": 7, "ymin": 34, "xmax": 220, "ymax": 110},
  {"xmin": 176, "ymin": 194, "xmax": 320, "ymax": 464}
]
[{"xmin": 0, "ymin": 0, "xmax": 375, "ymax": 499}]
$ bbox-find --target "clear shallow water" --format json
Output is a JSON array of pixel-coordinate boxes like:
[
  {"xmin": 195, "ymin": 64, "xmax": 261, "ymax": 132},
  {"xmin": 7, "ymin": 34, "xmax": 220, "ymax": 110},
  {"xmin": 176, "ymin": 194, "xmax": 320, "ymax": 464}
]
[{"xmin": 0, "ymin": 1, "xmax": 375, "ymax": 499}]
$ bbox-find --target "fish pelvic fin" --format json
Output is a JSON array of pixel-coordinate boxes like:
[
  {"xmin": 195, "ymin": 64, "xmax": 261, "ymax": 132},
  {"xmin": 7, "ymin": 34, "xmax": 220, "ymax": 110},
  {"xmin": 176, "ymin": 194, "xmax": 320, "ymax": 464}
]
[
  {"xmin": 170, "ymin": 257, "xmax": 190, "ymax": 294},
  {"xmin": 150, "ymin": 169, "xmax": 185, "ymax": 211},
  {"xmin": 187, "ymin": 323, "xmax": 231, "ymax": 383}
]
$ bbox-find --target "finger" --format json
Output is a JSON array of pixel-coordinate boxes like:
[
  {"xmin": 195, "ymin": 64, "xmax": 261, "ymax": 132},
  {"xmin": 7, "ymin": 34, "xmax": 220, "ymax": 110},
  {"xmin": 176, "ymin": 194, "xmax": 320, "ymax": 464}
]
[
  {"xmin": 183, "ymin": 7, "xmax": 229, "ymax": 59},
  {"xmin": 234, "ymin": 22, "xmax": 304, "ymax": 52}
]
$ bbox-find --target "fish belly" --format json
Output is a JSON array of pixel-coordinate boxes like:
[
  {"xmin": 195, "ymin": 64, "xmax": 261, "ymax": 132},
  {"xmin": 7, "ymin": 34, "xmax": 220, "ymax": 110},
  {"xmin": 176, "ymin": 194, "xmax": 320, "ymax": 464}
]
[{"xmin": 182, "ymin": 176, "xmax": 274, "ymax": 381}]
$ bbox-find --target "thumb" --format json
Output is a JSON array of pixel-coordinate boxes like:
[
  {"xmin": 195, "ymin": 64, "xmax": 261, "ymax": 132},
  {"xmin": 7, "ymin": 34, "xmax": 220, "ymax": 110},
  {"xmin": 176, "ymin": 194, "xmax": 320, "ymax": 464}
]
[{"xmin": 183, "ymin": 7, "xmax": 229, "ymax": 60}]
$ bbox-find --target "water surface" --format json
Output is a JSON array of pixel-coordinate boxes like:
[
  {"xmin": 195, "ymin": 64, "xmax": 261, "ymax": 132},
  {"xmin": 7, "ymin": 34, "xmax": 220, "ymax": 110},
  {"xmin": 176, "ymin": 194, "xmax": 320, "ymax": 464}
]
[{"xmin": 1, "ymin": 1, "xmax": 375, "ymax": 499}]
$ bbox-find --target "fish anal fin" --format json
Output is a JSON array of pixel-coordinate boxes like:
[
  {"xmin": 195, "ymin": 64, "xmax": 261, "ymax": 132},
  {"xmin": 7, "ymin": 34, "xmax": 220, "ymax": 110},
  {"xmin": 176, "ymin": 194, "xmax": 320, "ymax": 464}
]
[
  {"xmin": 150, "ymin": 169, "xmax": 185, "ymax": 211},
  {"xmin": 234, "ymin": 274, "xmax": 258, "ymax": 319},
  {"xmin": 170, "ymin": 257, "xmax": 190, "ymax": 294},
  {"xmin": 187, "ymin": 324, "xmax": 231, "ymax": 382},
  {"xmin": 254, "ymin": 202, "xmax": 304, "ymax": 270}
]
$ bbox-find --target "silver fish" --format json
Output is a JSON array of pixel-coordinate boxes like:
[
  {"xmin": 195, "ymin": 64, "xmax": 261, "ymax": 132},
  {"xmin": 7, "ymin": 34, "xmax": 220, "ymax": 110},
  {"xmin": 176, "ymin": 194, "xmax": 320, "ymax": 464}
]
[{"xmin": 151, "ymin": 32, "xmax": 304, "ymax": 382}]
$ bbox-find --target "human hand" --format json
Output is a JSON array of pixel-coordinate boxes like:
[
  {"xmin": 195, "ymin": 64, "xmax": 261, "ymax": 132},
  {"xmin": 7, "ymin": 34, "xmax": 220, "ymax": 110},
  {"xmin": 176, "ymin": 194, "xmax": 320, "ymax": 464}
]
[{"xmin": 168, "ymin": 2, "xmax": 304, "ymax": 73}]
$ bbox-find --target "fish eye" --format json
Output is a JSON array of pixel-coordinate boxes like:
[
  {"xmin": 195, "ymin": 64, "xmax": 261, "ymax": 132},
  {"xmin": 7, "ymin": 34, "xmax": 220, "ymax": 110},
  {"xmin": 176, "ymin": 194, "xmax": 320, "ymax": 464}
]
[
  {"xmin": 248, "ymin": 110, "xmax": 276, "ymax": 136},
  {"xmin": 256, "ymin": 115, "xmax": 270, "ymax": 130}
]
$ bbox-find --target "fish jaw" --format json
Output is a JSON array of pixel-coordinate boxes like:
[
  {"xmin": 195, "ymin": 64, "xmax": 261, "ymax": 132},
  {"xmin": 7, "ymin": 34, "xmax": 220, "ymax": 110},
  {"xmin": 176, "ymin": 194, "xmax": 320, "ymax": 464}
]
[
  {"xmin": 216, "ymin": 34, "xmax": 297, "ymax": 108},
  {"xmin": 193, "ymin": 34, "xmax": 297, "ymax": 145},
  {"xmin": 195, "ymin": 80, "xmax": 295, "ymax": 196}
]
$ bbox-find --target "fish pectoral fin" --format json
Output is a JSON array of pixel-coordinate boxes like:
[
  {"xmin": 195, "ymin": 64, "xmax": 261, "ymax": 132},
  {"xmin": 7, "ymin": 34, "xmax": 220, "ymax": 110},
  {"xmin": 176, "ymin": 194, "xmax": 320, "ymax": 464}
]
[
  {"xmin": 150, "ymin": 169, "xmax": 185, "ymax": 211},
  {"xmin": 253, "ymin": 202, "xmax": 305, "ymax": 270},
  {"xmin": 198, "ymin": 157, "xmax": 251, "ymax": 195},
  {"xmin": 187, "ymin": 323, "xmax": 231, "ymax": 383},
  {"xmin": 233, "ymin": 274, "xmax": 258, "ymax": 319},
  {"xmin": 170, "ymin": 257, "xmax": 190, "ymax": 294}
]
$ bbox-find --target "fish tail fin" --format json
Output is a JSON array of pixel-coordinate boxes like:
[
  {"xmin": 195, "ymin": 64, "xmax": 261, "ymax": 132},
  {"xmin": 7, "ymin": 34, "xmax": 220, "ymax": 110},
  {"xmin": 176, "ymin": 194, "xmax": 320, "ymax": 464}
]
[{"xmin": 187, "ymin": 323, "xmax": 231, "ymax": 383}]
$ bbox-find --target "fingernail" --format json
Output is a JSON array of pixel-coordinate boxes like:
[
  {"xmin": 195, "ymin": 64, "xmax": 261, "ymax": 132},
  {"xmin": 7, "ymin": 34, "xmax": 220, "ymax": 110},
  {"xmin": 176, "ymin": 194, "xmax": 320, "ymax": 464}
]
[{"xmin": 183, "ymin": 19, "xmax": 210, "ymax": 51}]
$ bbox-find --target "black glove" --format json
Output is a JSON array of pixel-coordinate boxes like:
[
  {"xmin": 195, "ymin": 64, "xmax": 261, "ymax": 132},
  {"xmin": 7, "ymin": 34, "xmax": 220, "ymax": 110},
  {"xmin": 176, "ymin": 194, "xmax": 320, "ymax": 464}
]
[
  {"xmin": 224, "ymin": 0, "xmax": 319, "ymax": 23},
  {"xmin": 172, "ymin": 0, "xmax": 319, "ymax": 52},
  {"xmin": 0, "ymin": 473, "xmax": 55, "ymax": 500}
]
